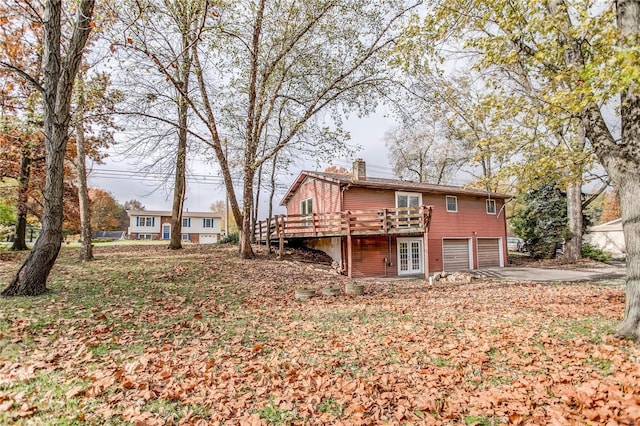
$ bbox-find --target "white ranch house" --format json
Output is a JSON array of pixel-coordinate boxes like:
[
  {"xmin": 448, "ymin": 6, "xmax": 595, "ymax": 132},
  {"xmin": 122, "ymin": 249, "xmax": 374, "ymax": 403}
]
[{"xmin": 127, "ymin": 210, "xmax": 222, "ymax": 244}]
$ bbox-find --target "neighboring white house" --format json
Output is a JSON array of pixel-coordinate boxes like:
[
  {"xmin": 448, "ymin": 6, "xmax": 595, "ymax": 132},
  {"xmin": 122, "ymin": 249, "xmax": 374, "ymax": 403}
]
[
  {"xmin": 585, "ymin": 218, "xmax": 625, "ymax": 257},
  {"xmin": 127, "ymin": 210, "xmax": 223, "ymax": 244}
]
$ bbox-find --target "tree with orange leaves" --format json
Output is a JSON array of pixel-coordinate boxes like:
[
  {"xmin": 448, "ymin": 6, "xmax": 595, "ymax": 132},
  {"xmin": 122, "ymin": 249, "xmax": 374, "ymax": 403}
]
[{"xmin": 1, "ymin": 0, "xmax": 96, "ymax": 296}]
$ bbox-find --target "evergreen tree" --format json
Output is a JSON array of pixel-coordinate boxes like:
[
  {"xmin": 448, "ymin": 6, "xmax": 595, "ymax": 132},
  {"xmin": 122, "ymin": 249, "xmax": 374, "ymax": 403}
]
[{"xmin": 512, "ymin": 182, "xmax": 569, "ymax": 259}]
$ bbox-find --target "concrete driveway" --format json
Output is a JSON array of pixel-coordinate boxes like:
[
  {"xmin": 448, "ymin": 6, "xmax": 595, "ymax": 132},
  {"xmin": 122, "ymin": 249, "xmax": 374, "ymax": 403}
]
[{"xmin": 475, "ymin": 264, "xmax": 626, "ymax": 284}]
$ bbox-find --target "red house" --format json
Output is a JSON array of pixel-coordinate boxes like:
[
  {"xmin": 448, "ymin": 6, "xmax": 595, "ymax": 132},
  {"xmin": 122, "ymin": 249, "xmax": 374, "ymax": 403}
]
[{"xmin": 256, "ymin": 159, "xmax": 510, "ymax": 278}]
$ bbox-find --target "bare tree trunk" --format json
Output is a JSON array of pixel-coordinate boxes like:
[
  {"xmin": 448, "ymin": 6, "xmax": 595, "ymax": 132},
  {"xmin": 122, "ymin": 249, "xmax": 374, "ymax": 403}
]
[
  {"xmin": 240, "ymin": 170, "xmax": 255, "ymax": 259},
  {"xmin": 266, "ymin": 153, "xmax": 278, "ymax": 254},
  {"xmin": 11, "ymin": 147, "xmax": 31, "ymax": 251},
  {"xmin": 169, "ymin": 10, "xmax": 193, "ymax": 250},
  {"xmin": 169, "ymin": 141, "xmax": 186, "ymax": 249},
  {"xmin": 564, "ymin": 179, "xmax": 583, "ymax": 262},
  {"xmin": 251, "ymin": 162, "xmax": 263, "ymax": 244},
  {"xmin": 75, "ymin": 76, "xmax": 93, "ymax": 261},
  {"xmin": 616, "ymin": 174, "xmax": 640, "ymax": 338},
  {"xmin": 168, "ymin": 104, "xmax": 187, "ymax": 249},
  {"xmin": 3, "ymin": 0, "xmax": 95, "ymax": 297},
  {"xmin": 612, "ymin": 0, "xmax": 640, "ymax": 339}
]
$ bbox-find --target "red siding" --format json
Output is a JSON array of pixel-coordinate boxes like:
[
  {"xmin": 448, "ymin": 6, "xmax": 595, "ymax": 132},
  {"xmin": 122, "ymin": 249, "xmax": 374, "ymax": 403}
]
[
  {"xmin": 285, "ymin": 177, "xmax": 341, "ymax": 214},
  {"xmin": 343, "ymin": 187, "xmax": 395, "ymax": 211},
  {"xmin": 290, "ymin": 179, "xmax": 507, "ymax": 276},
  {"xmin": 349, "ymin": 236, "xmax": 391, "ymax": 278},
  {"xmin": 424, "ymin": 194, "xmax": 506, "ymax": 272},
  {"xmin": 343, "ymin": 188, "xmax": 506, "ymax": 273}
]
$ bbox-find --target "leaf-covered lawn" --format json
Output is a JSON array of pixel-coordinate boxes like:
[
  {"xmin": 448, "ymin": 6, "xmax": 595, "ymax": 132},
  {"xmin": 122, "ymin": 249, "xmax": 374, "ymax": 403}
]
[{"xmin": 0, "ymin": 245, "xmax": 638, "ymax": 425}]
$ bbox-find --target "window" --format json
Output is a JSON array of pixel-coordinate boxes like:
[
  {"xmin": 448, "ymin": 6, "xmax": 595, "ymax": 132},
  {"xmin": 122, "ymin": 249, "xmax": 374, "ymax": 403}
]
[
  {"xmin": 396, "ymin": 192, "xmax": 422, "ymax": 227},
  {"xmin": 300, "ymin": 198, "xmax": 313, "ymax": 216},
  {"xmin": 203, "ymin": 218, "xmax": 214, "ymax": 228},
  {"xmin": 136, "ymin": 216, "xmax": 154, "ymax": 227},
  {"xmin": 182, "ymin": 217, "xmax": 191, "ymax": 227},
  {"xmin": 300, "ymin": 198, "xmax": 313, "ymax": 226},
  {"xmin": 446, "ymin": 196, "xmax": 458, "ymax": 212},
  {"xmin": 486, "ymin": 199, "xmax": 496, "ymax": 214},
  {"xmin": 181, "ymin": 234, "xmax": 190, "ymax": 241},
  {"xmin": 137, "ymin": 234, "xmax": 152, "ymax": 240}
]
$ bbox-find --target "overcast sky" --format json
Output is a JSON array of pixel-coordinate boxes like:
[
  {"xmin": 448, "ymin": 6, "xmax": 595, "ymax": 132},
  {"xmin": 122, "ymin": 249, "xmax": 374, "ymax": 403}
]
[{"xmin": 87, "ymin": 108, "xmax": 398, "ymax": 217}]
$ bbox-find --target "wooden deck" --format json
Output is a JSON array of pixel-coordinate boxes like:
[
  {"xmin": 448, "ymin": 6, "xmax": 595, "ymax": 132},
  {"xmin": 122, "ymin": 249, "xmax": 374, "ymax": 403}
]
[{"xmin": 254, "ymin": 206, "xmax": 432, "ymax": 242}]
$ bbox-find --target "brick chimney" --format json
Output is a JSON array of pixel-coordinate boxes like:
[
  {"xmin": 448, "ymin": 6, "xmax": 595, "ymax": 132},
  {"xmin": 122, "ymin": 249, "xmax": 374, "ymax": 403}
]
[{"xmin": 352, "ymin": 158, "xmax": 366, "ymax": 180}]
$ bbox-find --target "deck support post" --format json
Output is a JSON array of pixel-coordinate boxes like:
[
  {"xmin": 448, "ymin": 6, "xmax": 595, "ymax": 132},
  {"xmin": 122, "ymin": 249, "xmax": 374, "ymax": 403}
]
[
  {"xmin": 345, "ymin": 211, "xmax": 353, "ymax": 277},
  {"xmin": 279, "ymin": 232, "xmax": 284, "ymax": 260},
  {"xmin": 266, "ymin": 217, "xmax": 271, "ymax": 253},
  {"xmin": 346, "ymin": 234, "xmax": 353, "ymax": 278},
  {"xmin": 423, "ymin": 206, "xmax": 430, "ymax": 281},
  {"xmin": 275, "ymin": 215, "xmax": 284, "ymax": 260},
  {"xmin": 423, "ymin": 229, "xmax": 429, "ymax": 281}
]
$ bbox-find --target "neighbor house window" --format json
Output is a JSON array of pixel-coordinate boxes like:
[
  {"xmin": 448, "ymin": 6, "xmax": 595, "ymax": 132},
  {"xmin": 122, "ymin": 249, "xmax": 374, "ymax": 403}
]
[
  {"xmin": 486, "ymin": 199, "xmax": 496, "ymax": 214},
  {"xmin": 203, "ymin": 218, "xmax": 214, "ymax": 228},
  {"xmin": 182, "ymin": 217, "xmax": 191, "ymax": 227},
  {"xmin": 136, "ymin": 216, "xmax": 154, "ymax": 227},
  {"xmin": 181, "ymin": 234, "xmax": 190, "ymax": 241},
  {"xmin": 446, "ymin": 196, "xmax": 458, "ymax": 212}
]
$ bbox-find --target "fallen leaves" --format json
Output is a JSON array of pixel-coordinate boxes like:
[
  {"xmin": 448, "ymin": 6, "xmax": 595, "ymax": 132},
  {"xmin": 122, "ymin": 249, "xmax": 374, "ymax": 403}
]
[{"xmin": 0, "ymin": 245, "xmax": 638, "ymax": 424}]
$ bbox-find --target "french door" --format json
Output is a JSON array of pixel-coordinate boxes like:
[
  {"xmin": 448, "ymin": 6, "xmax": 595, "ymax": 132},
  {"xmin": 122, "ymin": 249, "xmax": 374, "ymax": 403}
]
[{"xmin": 398, "ymin": 238, "xmax": 424, "ymax": 275}]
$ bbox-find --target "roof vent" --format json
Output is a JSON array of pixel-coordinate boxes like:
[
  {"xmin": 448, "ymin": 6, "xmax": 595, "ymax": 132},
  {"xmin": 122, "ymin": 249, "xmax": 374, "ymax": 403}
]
[{"xmin": 353, "ymin": 158, "xmax": 366, "ymax": 180}]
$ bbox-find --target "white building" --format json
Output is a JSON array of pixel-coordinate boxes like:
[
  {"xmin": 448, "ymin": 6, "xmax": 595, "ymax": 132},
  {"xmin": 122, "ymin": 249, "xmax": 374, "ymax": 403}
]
[
  {"xmin": 585, "ymin": 218, "xmax": 625, "ymax": 257},
  {"xmin": 127, "ymin": 210, "xmax": 222, "ymax": 244}
]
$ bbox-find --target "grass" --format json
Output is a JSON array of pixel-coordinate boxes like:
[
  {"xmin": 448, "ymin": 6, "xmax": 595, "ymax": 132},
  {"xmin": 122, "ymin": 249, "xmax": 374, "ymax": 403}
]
[{"xmin": 0, "ymin": 244, "xmax": 637, "ymax": 424}]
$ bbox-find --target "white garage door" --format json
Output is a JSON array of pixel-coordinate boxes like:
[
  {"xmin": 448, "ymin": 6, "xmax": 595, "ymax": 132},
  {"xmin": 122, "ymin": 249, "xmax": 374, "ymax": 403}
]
[
  {"xmin": 477, "ymin": 238, "xmax": 501, "ymax": 268},
  {"xmin": 443, "ymin": 239, "xmax": 471, "ymax": 271},
  {"xmin": 199, "ymin": 234, "xmax": 218, "ymax": 244}
]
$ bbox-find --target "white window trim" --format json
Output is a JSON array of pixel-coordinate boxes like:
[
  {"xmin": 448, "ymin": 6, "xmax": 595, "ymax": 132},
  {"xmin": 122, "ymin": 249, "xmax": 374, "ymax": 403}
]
[
  {"xmin": 486, "ymin": 199, "xmax": 496, "ymax": 215},
  {"xmin": 395, "ymin": 192, "xmax": 423, "ymax": 228},
  {"xmin": 138, "ymin": 216, "xmax": 155, "ymax": 227},
  {"xmin": 446, "ymin": 195, "xmax": 458, "ymax": 212},
  {"xmin": 397, "ymin": 237, "xmax": 424, "ymax": 276},
  {"xmin": 203, "ymin": 218, "xmax": 214, "ymax": 228},
  {"xmin": 300, "ymin": 198, "xmax": 313, "ymax": 216},
  {"xmin": 395, "ymin": 191, "xmax": 423, "ymax": 208},
  {"xmin": 182, "ymin": 217, "xmax": 191, "ymax": 227}
]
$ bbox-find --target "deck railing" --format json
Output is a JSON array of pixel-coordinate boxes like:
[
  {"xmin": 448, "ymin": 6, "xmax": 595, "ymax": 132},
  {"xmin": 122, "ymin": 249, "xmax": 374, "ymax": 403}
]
[{"xmin": 254, "ymin": 205, "xmax": 432, "ymax": 242}]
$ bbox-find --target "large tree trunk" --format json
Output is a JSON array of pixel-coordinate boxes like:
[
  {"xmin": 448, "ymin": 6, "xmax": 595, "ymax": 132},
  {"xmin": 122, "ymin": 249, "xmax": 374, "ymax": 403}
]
[
  {"xmin": 11, "ymin": 147, "xmax": 31, "ymax": 251},
  {"xmin": 3, "ymin": 0, "xmax": 95, "ymax": 297},
  {"xmin": 615, "ymin": 174, "xmax": 640, "ymax": 338},
  {"xmin": 563, "ymin": 123, "xmax": 586, "ymax": 263},
  {"xmin": 3, "ymin": 125, "xmax": 67, "ymax": 296},
  {"xmin": 75, "ymin": 78, "xmax": 93, "ymax": 261},
  {"xmin": 564, "ymin": 179, "xmax": 583, "ymax": 262},
  {"xmin": 613, "ymin": 0, "xmax": 640, "ymax": 339}
]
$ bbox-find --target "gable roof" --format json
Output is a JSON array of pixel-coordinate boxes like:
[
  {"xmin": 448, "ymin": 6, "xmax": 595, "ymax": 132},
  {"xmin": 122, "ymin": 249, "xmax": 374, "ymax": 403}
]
[
  {"xmin": 281, "ymin": 171, "xmax": 512, "ymax": 205},
  {"xmin": 127, "ymin": 210, "xmax": 222, "ymax": 218}
]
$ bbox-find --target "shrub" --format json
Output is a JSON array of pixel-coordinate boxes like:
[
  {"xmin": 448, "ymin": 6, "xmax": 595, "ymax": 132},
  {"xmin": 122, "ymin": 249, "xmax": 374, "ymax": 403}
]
[
  {"xmin": 582, "ymin": 243, "xmax": 612, "ymax": 262},
  {"xmin": 218, "ymin": 232, "xmax": 238, "ymax": 245}
]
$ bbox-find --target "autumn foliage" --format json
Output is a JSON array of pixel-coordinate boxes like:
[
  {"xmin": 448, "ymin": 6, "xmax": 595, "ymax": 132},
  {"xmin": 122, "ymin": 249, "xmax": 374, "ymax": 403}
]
[
  {"xmin": 0, "ymin": 245, "xmax": 637, "ymax": 424},
  {"xmin": 600, "ymin": 190, "xmax": 621, "ymax": 224}
]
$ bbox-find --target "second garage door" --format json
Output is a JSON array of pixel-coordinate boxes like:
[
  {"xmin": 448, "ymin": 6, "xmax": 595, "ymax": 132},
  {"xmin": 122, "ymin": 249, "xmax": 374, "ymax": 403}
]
[
  {"xmin": 200, "ymin": 234, "xmax": 218, "ymax": 244},
  {"xmin": 443, "ymin": 239, "xmax": 471, "ymax": 271},
  {"xmin": 477, "ymin": 238, "xmax": 501, "ymax": 268}
]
